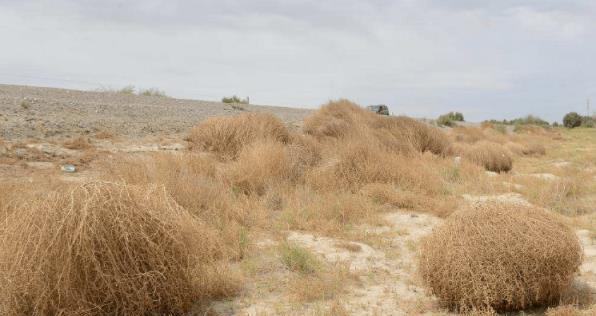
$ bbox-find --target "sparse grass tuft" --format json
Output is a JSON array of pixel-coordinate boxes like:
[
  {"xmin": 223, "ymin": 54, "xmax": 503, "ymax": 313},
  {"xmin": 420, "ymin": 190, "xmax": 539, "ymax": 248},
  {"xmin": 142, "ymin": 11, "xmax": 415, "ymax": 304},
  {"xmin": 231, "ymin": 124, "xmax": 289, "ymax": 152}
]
[
  {"xmin": 19, "ymin": 99, "xmax": 31, "ymax": 110},
  {"xmin": 279, "ymin": 242, "xmax": 320, "ymax": 274},
  {"xmin": 117, "ymin": 85, "xmax": 135, "ymax": 94},
  {"xmin": 289, "ymin": 265, "xmax": 351, "ymax": 302},
  {"xmin": 139, "ymin": 88, "xmax": 167, "ymax": 97}
]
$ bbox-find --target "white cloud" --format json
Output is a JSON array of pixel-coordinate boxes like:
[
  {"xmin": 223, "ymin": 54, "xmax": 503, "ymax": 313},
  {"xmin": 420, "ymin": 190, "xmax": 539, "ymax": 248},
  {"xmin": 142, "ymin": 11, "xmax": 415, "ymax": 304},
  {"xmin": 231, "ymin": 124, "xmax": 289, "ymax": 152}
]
[
  {"xmin": 509, "ymin": 7, "xmax": 587, "ymax": 40},
  {"xmin": 0, "ymin": 0, "xmax": 594, "ymax": 121}
]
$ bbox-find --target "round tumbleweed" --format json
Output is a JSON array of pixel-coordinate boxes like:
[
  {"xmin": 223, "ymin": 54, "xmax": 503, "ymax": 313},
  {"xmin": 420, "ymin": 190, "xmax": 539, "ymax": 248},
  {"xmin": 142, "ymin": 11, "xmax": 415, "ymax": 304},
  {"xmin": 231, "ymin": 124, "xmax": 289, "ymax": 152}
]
[{"xmin": 418, "ymin": 202, "xmax": 582, "ymax": 312}]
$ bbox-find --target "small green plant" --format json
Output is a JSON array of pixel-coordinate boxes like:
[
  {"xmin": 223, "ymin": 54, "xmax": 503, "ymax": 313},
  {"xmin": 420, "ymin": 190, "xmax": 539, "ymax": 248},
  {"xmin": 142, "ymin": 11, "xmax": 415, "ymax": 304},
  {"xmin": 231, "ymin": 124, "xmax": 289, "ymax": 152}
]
[
  {"xmin": 563, "ymin": 112, "xmax": 582, "ymax": 128},
  {"xmin": 117, "ymin": 85, "xmax": 136, "ymax": 94},
  {"xmin": 20, "ymin": 99, "xmax": 30, "ymax": 110},
  {"xmin": 279, "ymin": 242, "xmax": 320, "ymax": 274},
  {"xmin": 138, "ymin": 88, "xmax": 167, "ymax": 97},
  {"xmin": 222, "ymin": 95, "xmax": 249, "ymax": 104}
]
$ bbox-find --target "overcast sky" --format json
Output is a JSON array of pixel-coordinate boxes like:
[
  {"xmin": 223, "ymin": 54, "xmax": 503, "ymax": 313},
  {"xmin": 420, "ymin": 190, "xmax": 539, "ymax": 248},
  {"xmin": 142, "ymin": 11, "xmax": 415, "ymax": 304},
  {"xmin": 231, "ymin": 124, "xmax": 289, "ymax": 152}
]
[{"xmin": 1, "ymin": 0, "xmax": 595, "ymax": 122}]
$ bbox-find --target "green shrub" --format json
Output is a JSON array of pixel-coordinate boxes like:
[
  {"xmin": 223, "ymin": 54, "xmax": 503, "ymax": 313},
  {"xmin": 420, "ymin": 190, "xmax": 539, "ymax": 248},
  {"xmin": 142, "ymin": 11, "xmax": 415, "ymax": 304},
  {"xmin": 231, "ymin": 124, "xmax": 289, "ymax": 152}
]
[
  {"xmin": 563, "ymin": 112, "xmax": 582, "ymax": 128},
  {"xmin": 437, "ymin": 112, "xmax": 464, "ymax": 127},
  {"xmin": 117, "ymin": 85, "xmax": 136, "ymax": 94},
  {"xmin": 139, "ymin": 88, "xmax": 167, "ymax": 97},
  {"xmin": 484, "ymin": 115, "xmax": 549, "ymax": 127},
  {"xmin": 20, "ymin": 99, "xmax": 31, "ymax": 110},
  {"xmin": 222, "ymin": 95, "xmax": 249, "ymax": 104},
  {"xmin": 512, "ymin": 115, "xmax": 549, "ymax": 127}
]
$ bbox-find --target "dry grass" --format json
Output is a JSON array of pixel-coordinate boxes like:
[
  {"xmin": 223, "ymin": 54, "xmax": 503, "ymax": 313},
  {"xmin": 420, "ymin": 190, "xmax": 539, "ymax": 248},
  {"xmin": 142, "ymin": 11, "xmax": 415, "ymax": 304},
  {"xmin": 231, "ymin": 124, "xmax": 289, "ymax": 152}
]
[
  {"xmin": 307, "ymin": 140, "xmax": 444, "ymax": 195},
  {"xmin": 304, "ymin": 100, "xmax": 451, "ymax": 156},
  {"xmin": 3, "ymin": 97, "xmax": 594, "ymax": 315},
  {"xmin": 63, "ymin": 136, "xmax": 92, "ymax": 150},
  {"xmin": 451, "ymin": 126, "xmax": 489, "ymax": 143},
  {"xmin": 289, "ymin": 265, "xmax": 352, "ymax": 302},
  {"xmin": 188, "ymin": 112, "xmax": 289, "ymax": 160},
  {"xmin": 522, "ymin": 142, "xmax": 547, "ymax": 155},
  {"xmin": 452, "ymin": 141, "xmax": 513, "ymax": 172},
  {"xmin": 359, "ymin": 183, "xmax": 457, "ymax": 217},
  {"xmin": 279, "ymin": 189, "xmax": 383, "ymax": 234},
  {"xmin": 546, "ymin": 305, "xmax": 581, "ymax": 316},
  {"xmin": 229, "ymin": 140, "xmax": 293, "ymax": 195},
  {"xmin": 504, "ymin": 141, "xmax": 526, "ymax": 155},
  {"xmin": 335, "ymin": 241, "xmax": 362, "ymax": 252},
  {"xmin": 103, "ymin": 152, "xmax": 254, "ymax": 260},
  {"xmin": 0, "ymin": 182, "xmax": 238, "ymax": 315},
  {"xmin": 516, "ymin": 174, "xmax": 593, "ymax": 216},
  {"xmin": 418, "ymin": 202, "xmax": 582, "ymax": 312},
  {"xmin": 505, "ymin": 141, "xmax": 546, "ymax": 156}
]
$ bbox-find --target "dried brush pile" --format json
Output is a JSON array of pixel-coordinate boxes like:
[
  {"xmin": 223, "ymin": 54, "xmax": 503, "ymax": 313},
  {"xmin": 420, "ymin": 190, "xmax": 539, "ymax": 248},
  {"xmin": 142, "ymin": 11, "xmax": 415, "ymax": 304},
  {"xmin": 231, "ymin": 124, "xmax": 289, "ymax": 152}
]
[
  {"xmin": 418, "ymin": 202, "xmax": 582, "ymax": 312},
  {"xmin": 304, "ymin": 100, "xmax": 452, "ymax": 156},
  {"xmin": 504, "ymin": 141, "xmax": 526, "ymax": 156},
  {"xmin": 105, "ymin": 152, "xmax": 251, "ymax": 259},
  {"xmin": 307, "ymin": 140, "xmax": 442, "ymax": 193},
  {"xmin": 188, "ymin": 112, "xmax": 290, "ymax": 160},
  {"xmin": 505, "ymin": 141, "xmax": 546, "ymax": 156},
  {"xmin": 521, "ymin": 142, "xmax": 547, "ymax": 156},
  {"xmin": 0, "ymin": 182, "xmax": 237, "ymax": 315},
  {"xmin": 453, "ymin": 141, "xmax": 513, "ymax": 172}
]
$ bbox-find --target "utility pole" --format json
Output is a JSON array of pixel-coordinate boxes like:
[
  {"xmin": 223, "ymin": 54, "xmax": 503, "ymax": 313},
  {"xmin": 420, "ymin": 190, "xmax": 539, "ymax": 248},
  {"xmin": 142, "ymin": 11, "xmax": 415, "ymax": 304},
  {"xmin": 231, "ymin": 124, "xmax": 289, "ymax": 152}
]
[{"xmin": 587, "ymin": 98, "xmax": 591, "ymax": 117}]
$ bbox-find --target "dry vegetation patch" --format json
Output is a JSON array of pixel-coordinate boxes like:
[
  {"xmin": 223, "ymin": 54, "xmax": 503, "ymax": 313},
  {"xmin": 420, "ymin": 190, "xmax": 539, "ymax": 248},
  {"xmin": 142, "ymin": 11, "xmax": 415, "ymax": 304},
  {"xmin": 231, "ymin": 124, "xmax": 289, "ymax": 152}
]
[
  {"xmin": 304, "ymin": 99, "xmax": 451, "ymax": 156},
  {"xmin": 62, "ymin": 136, "xmax": 92, "ymax": 150},
  {"xmin": 0, "ymin": 182, "xmax": 238, "ymax": 315},
  {"xmin": 103, "ymin": 152, "xmax": 254, "ymax": 260},
  {"xmin": 229, "ymin": 140, "xmax": 293, "ymax": 195},
  {"xmin": 418, "ymin": 202, "xmax": 583, "ymax": 312},
  {"xmin": 187, "ymin": 112, "xmax": 289, "ymax": 160},
  {"xmin": 452, "ymin": 141, "xmax": 513, "ymax": 172}
]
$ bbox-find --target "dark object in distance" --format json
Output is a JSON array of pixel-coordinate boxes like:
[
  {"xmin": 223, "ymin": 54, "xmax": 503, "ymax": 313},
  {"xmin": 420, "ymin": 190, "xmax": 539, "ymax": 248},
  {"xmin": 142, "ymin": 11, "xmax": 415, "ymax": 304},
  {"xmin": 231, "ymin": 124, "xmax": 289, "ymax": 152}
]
[{"xmin": 367, "ymin": 104, "xmax": 389, "ymax": 115}]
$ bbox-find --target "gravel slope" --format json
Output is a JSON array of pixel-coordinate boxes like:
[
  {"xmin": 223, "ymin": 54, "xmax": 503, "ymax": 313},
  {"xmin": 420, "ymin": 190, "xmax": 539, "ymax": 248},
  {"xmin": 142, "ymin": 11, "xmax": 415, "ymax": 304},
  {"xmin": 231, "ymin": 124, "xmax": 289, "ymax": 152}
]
[{"xmin": 0, "ymin": 84, "xmax": 312, "ymax": 140}]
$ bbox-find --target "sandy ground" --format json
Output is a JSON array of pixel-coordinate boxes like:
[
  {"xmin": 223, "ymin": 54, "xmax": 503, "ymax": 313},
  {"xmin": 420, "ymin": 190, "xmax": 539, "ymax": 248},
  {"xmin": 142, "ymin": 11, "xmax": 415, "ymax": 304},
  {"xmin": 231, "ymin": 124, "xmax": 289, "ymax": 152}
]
[{"xmin": 208, "ymin": 192, "xmax": 595, "ymax": 315}]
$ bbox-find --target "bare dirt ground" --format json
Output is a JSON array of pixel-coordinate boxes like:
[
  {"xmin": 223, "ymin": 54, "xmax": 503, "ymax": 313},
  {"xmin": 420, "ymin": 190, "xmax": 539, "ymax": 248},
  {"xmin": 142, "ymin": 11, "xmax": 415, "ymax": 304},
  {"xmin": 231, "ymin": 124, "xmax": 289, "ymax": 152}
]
[
  {"xmin": 0, "ymin": 84, "xmax": 310, "ymax": 182},
  {"xmin": 0, "ymin": 84, "xmax": 310, "ymax": 141}
]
